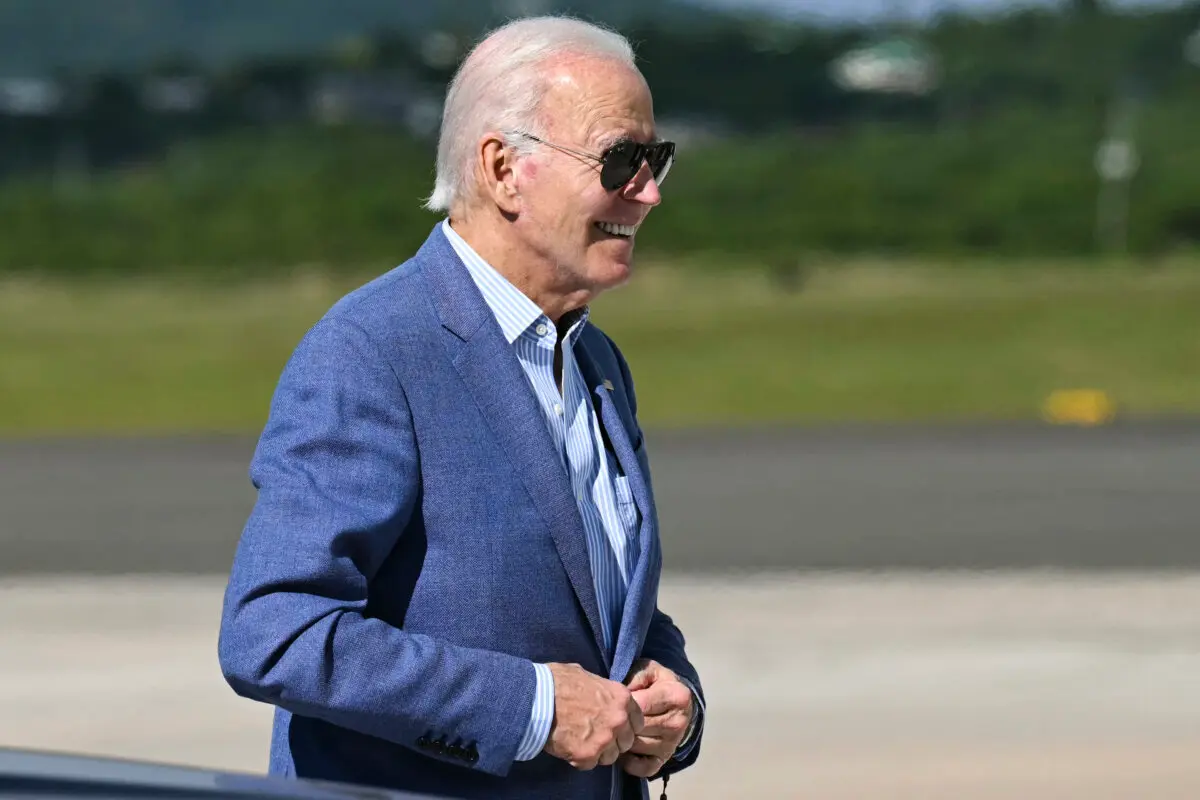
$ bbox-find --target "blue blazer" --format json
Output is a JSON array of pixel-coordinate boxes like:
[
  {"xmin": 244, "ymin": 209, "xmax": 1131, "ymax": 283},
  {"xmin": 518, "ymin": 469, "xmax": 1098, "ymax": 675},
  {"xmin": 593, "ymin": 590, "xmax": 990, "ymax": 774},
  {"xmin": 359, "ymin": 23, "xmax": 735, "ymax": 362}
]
[{"xmin": 218, "ymin": 224, "xmax": 704, "ymax": 800}]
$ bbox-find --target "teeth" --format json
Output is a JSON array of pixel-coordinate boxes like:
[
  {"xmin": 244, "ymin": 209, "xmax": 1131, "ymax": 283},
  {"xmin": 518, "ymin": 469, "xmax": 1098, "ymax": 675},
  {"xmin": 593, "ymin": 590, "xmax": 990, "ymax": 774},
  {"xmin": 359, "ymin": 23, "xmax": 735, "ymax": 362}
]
[{"xmin": 596, "ymin": 221, "xmax": 636, "ymax": 237}]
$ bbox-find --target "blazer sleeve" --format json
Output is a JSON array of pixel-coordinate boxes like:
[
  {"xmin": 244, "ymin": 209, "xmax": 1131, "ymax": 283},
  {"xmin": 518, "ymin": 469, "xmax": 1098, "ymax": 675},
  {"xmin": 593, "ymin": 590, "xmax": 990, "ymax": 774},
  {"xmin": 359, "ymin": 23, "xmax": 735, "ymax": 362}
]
[
  {"xmin": 603, "ymin": 332, "xmax": 706, "ymax": 775},
  {"xmin": 217, "ymin": 316, "xmax": 536, "ymax": 778}
]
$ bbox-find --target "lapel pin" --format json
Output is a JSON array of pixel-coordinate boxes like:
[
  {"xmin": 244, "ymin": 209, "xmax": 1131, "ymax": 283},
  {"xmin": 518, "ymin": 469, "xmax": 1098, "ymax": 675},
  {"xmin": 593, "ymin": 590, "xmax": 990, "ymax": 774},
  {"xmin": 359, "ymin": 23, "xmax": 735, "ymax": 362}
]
[{"xmin": 602, "ymin": 379, "xmax": 614, "ymax": 391}]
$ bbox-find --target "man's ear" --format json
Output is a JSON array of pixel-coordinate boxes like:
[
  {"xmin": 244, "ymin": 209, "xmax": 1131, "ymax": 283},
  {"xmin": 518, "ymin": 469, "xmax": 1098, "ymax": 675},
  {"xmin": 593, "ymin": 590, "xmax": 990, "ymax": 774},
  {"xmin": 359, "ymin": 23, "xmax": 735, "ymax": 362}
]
[{"xmin": 477, "ymin": 132, "xmax": 521, "ymax": 215}]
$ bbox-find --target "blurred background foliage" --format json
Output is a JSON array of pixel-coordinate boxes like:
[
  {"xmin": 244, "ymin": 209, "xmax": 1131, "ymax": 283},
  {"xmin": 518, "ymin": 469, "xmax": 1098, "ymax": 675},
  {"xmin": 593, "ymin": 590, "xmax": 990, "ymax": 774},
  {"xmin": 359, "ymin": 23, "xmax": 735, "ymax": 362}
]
[
  {"xmin": 4, "ymin": 0, "xmax": 1200, "ymax": 275},
  {"xmin": 4, "ymin": 0, "xmax": 1200, "ymax": 432}
]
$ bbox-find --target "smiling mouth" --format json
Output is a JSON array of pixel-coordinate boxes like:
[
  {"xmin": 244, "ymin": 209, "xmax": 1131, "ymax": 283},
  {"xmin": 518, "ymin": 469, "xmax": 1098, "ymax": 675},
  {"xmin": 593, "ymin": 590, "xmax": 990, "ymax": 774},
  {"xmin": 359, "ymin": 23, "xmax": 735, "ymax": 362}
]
[{"xmin": 594, "ymin": 221, "xmax": 637, "ymax": 238}]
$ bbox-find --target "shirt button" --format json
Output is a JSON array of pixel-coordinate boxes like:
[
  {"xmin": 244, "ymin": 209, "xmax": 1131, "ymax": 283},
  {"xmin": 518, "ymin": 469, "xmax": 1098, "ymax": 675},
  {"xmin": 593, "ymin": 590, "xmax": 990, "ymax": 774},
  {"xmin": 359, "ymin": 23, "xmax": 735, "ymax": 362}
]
[
  {"xmin": 554, "ymin": 403, "xmax": 563, "ymax": 416},
  {"xmin": 535, "ymin": 323, "xmax": 549, "ymax": 336}
]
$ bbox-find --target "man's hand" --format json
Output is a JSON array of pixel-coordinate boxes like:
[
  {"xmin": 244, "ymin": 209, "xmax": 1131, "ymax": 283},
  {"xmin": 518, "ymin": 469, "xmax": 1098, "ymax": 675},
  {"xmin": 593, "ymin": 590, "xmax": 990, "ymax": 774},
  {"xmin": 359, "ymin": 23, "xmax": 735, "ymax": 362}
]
[
  {"xmin": 619, "ymin": 659, "xmax": 696, "ymax": 778},
  {"xmin": 543, "ymin": 662, "xmax": 645, "ymax": 771}
]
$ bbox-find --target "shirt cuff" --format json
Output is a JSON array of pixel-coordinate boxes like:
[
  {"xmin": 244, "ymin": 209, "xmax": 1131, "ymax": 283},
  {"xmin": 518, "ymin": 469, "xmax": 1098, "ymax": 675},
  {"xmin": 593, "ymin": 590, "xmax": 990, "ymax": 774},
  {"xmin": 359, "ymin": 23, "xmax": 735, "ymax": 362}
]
[
  {"xmin": 672, "ymin": 676, "xmax": 705, "ymax": 761},
  {"xmin": 514, "ymin": 662, "xmax": 555, "ymax": 761}
]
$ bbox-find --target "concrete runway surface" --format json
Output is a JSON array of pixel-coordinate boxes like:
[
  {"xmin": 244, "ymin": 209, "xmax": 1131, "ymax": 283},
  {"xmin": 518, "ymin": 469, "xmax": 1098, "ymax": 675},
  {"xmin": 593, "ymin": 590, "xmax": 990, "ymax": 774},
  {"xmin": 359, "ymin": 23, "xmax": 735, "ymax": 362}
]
[
  {"xmin": 2, "ymin": 421, "xmax": 1199, "ymax": 575},
  {"xmin": 2, "ymin": 573, "xmax": 1199, "ymax": 799}
]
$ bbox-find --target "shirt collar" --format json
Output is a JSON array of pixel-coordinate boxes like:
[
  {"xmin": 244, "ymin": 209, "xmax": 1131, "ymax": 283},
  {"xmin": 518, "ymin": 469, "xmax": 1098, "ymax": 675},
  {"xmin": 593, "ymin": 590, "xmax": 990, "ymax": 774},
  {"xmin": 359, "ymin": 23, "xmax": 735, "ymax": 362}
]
[{"xmin": 441, "ymin": 219, "xmax": 590, "ymax": 346}]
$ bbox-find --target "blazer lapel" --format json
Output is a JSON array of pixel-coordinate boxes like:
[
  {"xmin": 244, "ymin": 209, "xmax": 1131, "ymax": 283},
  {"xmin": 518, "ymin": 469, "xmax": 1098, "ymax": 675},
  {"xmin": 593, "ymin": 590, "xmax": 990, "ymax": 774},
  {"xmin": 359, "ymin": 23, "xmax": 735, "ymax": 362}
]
[
  {"xmin": 418, "ymin": 226, "xmax": 609, "ymax": 668},
  {"xmin": 575, "ymin": 338, "xmax": 661, "ymax": 682}
]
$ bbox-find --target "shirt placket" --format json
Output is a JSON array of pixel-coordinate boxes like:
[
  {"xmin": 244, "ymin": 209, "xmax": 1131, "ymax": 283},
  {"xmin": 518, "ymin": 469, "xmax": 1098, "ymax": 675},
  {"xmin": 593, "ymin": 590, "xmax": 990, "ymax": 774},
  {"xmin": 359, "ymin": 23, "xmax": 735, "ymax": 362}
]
[
  {"xmin": 566, "ymin": 337, "xmax": 628, "ymax": 655},
  {"xmin": 529, "ymin": 321, "xmax": 568, "ymax": 467}
]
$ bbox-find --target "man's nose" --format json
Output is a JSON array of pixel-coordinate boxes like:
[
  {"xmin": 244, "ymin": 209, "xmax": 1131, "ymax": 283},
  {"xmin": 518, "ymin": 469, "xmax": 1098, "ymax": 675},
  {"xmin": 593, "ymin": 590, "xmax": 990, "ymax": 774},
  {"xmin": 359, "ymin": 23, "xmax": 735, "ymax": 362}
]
[{"xmin": 621, "ymin": 162, "xmax": 662, "ymax": 207}]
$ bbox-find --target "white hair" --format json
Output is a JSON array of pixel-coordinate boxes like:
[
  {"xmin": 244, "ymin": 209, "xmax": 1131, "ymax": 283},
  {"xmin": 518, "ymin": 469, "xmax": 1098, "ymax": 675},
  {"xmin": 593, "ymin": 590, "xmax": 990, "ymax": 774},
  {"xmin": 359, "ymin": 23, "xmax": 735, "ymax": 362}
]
[{"xmin": 423, "ymin": 15, "xmax": 638, "ymax": 214}]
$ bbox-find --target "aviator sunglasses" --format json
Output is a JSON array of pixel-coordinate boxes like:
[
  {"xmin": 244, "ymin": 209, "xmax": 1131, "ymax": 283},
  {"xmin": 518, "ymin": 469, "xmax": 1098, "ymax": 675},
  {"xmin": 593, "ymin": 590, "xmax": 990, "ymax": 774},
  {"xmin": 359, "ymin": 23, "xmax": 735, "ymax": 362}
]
[{"xmin": 510, "ymin": 132, "xmax": 676, "ymax": 192}]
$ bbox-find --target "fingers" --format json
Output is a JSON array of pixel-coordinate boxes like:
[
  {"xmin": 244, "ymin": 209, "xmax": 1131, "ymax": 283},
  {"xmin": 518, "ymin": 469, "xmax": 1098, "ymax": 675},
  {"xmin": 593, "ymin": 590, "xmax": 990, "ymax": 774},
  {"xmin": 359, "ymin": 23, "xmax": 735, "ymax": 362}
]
[
  {"xmin": 631, "ymin": 686, "xmax": 672, "ymax": 717},
  {"xmin": 628, "ymin": 729, "xmax": 680, "ymax": 757},
  {"xmin": 626, "ymin": 693, "xmax": 646, "ymax": 733},
  {"xmin": 620, "ymin": 752, "xmax": 667, "ymax": 779},
  {"xmin": 635, "ymin": 711, "xmax": 688, "ymax": 737},
  {"xmin": 577, "ymin": 693, "xmax": 643, "ymax": 770},
  {"xmin": 573, "ymin": 733, "xmax": 629, "ymax": 770},
  {"xmin": 628, "ymin": 735, "xmax": 666, "ymax": 757},
  {"xmin": 624, "ymin": 658, "xmax": 656, "ymax": 691},
  {"xmin": 545, "ymin": 663, "xmax": 661, "ymax": 773},
  {"xmin": 598, "ymin": 740, "xmax": 622, "ymax": 767},
  {"xmin": 570, "ymin": 739, "xmax": 621, "ymax": 771},
  {"xmin": 610, "ymin": 691, "xmax": 644, "ymax": 757},
  {"xmin": 627, "ymin": 709, "xmax": 691, "ymax": 757},
  {"xmin": 631, "ymin": 678, "xmax": 692, "ymax": 717},
  {"xmin": 615, "ymin": 719, "xmax": 636, "ymax": 754}
]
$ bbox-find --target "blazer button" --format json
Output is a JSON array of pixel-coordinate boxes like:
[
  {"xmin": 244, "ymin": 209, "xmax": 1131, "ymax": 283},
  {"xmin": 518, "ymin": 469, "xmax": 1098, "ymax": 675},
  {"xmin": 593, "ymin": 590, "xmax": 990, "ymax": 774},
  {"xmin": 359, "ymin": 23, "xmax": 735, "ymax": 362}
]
[
  {"xmin": 466, "ymin": 747, "xmax": 479, "ymax": 764},
  {"xmin": 432, "ymin": 739, "xmax": 447, "ymax": 754},
  {"xmin": 416, "ymin": 735, "xmax": 430, "ymax": 749}
]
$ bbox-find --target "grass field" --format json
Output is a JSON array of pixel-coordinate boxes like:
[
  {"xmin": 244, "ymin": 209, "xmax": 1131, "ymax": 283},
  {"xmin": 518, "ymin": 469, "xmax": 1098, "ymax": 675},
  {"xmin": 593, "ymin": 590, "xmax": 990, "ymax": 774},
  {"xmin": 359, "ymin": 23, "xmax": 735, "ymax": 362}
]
[{"xmin": 2, "ymin": 259, "xmax": 1198, "ymax": 436}]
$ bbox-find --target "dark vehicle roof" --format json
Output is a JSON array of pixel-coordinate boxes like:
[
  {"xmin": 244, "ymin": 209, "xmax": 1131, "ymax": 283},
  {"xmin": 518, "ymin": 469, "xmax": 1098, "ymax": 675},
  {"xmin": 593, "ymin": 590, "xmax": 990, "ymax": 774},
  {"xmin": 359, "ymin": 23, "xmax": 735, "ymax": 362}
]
[{"xmin": 0, "ymin": 748, "xmax": 447, "ymax": 800}]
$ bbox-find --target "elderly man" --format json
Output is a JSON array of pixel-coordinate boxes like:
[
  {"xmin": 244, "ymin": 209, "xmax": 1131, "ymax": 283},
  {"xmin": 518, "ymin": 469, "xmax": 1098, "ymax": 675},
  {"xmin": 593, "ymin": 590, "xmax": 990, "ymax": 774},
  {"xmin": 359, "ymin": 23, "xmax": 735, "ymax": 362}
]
[{"xmin": 218, "ymin": 14, "xmax": 704, "ymax": 800}]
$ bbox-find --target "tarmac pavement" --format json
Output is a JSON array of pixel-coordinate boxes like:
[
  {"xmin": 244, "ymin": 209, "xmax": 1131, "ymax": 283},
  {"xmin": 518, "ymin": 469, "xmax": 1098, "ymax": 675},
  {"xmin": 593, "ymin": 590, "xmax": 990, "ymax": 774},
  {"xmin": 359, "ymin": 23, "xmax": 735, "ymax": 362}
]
[{"xmin": 1, "ymin": 421, "xmax": 1198, "ymax": 575}]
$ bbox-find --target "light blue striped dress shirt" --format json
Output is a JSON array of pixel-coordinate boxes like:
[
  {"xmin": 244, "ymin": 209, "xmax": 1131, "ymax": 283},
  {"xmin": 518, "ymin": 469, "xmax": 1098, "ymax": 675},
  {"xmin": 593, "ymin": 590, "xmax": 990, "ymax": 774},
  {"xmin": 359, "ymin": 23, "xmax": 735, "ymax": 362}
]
[{"xmin": 441, "ymin": 220, "xmax": 643, "ymax": 769}]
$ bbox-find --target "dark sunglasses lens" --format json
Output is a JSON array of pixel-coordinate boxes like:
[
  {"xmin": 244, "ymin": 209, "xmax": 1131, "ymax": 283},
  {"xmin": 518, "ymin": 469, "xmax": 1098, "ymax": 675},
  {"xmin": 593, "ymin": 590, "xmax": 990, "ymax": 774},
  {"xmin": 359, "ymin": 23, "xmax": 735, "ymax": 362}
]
[
  {"xmin": 599, "ymin": 141, "xmax": 676, "ymax": 190},
  {"xmin": 648, "ymin": 143, "xmax": 674, "ymax": 185},
  {"xmin": 600, "ymin": 141, "xmax": 645, "ymax": 191}
]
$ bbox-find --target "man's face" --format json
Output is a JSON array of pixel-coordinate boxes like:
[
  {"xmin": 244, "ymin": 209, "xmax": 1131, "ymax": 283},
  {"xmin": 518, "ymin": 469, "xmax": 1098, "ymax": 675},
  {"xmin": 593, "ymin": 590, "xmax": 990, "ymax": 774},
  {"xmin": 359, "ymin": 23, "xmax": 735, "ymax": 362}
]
[{"xmin": 511, "ymin": 56, "xmax": 663, "ymax": 300}]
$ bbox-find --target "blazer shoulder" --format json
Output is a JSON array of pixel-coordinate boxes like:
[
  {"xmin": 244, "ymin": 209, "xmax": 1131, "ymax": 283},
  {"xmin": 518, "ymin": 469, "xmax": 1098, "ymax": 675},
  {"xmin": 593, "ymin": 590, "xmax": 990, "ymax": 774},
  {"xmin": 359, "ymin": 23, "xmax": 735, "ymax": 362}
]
[{"xmin": 318, "ymin": 257, "xmax": 433, "ymax": 343}]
